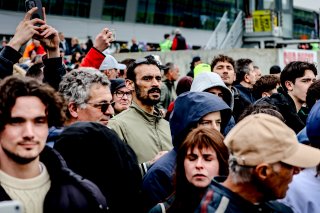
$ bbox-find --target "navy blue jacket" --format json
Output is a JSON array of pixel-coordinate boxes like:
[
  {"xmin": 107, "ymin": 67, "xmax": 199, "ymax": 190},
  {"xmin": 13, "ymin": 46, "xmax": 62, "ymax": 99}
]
[{"xmin": 142, "ymin": 92, "xmax": 231, "ymax": 211}]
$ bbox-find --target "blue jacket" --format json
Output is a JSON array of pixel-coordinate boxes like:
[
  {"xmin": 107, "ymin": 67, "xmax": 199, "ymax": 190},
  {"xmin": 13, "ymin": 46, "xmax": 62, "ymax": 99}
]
[
  {"xmin": 280, "ymin": 101, "xmax": 320, "ymax": 213},
  {"xmin": 306, "ymin": 100, "xmax": 320, "ymax": 146},
  {"xmin": 142, "ymin": 92, "xmax": 231, "ymax": 211}
]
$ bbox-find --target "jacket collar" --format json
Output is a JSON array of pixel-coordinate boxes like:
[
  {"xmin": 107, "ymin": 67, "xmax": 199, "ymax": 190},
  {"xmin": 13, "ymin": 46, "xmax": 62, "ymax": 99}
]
[{"xmin": 130, "ymin": 101, "xmax": 163, "ymax": 123}]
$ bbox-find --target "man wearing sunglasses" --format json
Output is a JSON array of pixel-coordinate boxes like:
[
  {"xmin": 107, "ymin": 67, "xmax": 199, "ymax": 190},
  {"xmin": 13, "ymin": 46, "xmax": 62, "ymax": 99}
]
[
  {"xmin": 108, "ymin": 57, "xmax": 172, "ymax": 175},
  {"xmin": 59, "ymin": 67, "xmax": 114, "ymax": 126},
  {"xmin": 110, "ymin": 78, "xmax": 132, "ymax": 115}
]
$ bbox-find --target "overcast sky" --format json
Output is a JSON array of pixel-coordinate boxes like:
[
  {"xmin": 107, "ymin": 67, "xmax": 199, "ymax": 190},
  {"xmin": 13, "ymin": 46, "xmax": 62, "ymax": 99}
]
[{"xmin": 294, "ymin": 0, "xmax": 320, "ymax": 12}]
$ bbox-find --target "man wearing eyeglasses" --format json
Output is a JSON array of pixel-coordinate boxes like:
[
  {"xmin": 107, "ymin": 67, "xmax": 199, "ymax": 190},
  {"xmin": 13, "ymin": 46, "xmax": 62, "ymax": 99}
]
[
  {"xmin": 108, "ymin": 57, "xmax": 172, "ymax": 175},
  {"xmin": 59, "ymin": 67, "xmax": 114, "ymax": 126},
  {"xmin": 110, "ymin": 78, "xmax": 132, "ymax": 115}
]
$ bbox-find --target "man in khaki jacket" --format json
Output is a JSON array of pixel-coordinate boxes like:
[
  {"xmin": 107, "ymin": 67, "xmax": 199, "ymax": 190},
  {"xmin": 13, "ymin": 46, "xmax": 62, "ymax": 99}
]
[{"xmin": 108, "ymin": 57, "xmax": 172, "ymax": 175}]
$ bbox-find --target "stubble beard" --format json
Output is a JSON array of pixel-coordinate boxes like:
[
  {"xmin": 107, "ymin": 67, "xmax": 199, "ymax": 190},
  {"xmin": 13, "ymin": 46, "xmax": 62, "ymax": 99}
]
[
  {"xmin": 135, "ymin": 84, "xmax": 161, "ymax": 106},
  {"xmin": 2, "ymin": 147, "xmax": 38, "ymax": 165}
]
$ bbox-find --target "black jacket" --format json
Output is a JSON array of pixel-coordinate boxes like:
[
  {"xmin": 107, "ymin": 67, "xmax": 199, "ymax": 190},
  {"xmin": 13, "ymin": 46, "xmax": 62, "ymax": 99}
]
[
  {"xmin": 0, "ymin": 46, "xmax": 65, "ymax": 90},
  {"xmin": 0, "ymin": 146, "xmax": 108, "ymax": 213},
  {"xmin": 54, "ymin": 122, "xmax": 143, "ymax": 213},
  {"xmin": 256, "ymin": 92, "xmax": 305, "ymax": 133}
]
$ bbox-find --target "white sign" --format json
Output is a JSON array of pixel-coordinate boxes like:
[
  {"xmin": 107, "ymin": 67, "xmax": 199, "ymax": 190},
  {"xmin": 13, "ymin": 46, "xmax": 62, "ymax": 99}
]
[{"xmin": 278, "ymin": 49, "xmax": 317, "ymax": 69}]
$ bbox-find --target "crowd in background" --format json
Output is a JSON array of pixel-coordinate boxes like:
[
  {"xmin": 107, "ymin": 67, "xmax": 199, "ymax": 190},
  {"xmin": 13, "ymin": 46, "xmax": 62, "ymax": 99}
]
[{"xmin": 0, "ymin": 7, "xmax": 320, "ymax": 213}]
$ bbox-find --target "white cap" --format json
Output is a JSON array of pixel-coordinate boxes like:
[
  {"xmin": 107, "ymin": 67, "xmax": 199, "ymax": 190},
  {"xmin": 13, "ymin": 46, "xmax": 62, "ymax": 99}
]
[{"xmin": 99, "ymin": 53, "xmax": 126, "ymax": 70}]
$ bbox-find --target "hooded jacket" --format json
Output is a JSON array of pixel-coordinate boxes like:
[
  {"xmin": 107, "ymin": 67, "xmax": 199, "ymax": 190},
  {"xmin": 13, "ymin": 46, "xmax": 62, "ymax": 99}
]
[
  {"xmin": 142, "ymin": 92, "xmax": 231, "ymax": 211},
  {"xmin": 306, "ymin": 100, "xmax": 320, "ymax": 146},
  {"xmin": 190, "ymin": 72, "xmax": 232, "ymax": 107}
]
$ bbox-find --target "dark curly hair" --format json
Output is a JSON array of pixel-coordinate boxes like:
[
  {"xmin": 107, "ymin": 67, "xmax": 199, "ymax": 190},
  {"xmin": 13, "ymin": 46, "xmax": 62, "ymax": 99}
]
[
  {"xmin": 0, "ymin": 76, "xmax": 66, "ymax": 131},
  {"xmin": 211, "ymin": 54, "xmax": 235, "ymax": 71},
  {"xmin": 126, "ymin": 57, "xmax": 161, "ymax": 82}
]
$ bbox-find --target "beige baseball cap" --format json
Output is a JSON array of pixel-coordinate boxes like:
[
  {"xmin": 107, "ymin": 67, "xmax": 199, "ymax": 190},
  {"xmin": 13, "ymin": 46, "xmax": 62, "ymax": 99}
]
[{"xmin": 225, "ymin": 113, "xmax": 320, "ymax": 168}]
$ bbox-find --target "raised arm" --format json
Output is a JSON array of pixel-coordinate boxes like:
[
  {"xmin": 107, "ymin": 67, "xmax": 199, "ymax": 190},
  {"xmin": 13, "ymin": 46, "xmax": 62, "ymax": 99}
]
[{"xmin": 80, "ymin": 28, "xmax": 114, "ymax": 69}]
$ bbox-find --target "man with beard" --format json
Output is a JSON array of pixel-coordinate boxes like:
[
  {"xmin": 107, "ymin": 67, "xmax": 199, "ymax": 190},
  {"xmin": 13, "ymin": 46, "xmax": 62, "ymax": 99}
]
[
  {"xmin": 108, "ymin": 57, "xmax": 172, "ymax": 175},
  {"xmin": 0, "ymin": 76, "xmax": 107, "ymax": 212},
  {"xmin": 197, "ymin": 113, "xmax": 320, "ymax": 213}
]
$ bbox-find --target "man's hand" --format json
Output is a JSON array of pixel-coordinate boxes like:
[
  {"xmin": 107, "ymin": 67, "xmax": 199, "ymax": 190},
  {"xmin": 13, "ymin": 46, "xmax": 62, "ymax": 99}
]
[
  {"xmin": 38, "ymin": 24, "xmax": 60, "ymax": 58},
  {"xmin": 93, "ymin": 28, "xmax": 114, "ymax": 52},
  {"xmin": 8, "ymin": 7, "xmax": 45, "ymax": 51}
]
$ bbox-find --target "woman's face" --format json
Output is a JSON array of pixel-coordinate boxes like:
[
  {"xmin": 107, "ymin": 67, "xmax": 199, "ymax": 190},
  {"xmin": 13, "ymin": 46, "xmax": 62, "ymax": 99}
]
[{"xmin": 184, "ymin": 146, "xmax": 219, "ymax": 188}]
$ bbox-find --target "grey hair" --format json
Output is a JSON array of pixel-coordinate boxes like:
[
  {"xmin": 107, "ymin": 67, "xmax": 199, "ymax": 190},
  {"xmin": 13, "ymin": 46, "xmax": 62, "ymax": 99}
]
[
  {"xmin": 59, "ymin": 67, "xmax": 110, "ymax": 109},
  {"xmin": 228, "ymin": 155, "xmax": 255, "ymax": 184},
  {"xmin": 229, "ymin": 155, "xmax": 283, "ymax": 184}
]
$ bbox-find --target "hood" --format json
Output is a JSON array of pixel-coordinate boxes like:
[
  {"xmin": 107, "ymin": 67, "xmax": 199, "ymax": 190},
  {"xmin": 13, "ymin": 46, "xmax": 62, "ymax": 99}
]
[
  {"xmin": 306, "ymin": 100, "xmax": 320, "ymax": 147},
  {"xmin": 170, "ymin": 91, "xmax": 231, "ymax": 148},
  {"xmin": 190, "ymin": 72, "xmax": 232, "ymax": 107}
]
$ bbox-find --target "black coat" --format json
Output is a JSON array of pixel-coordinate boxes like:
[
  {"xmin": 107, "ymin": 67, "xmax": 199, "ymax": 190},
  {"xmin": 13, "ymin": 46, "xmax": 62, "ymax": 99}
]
[
  {"xmin": 54, "ymin": 122, "xmax": 143, "ymax": 213},
  {"xmin": 0, "ymin": 146, "xmax": 108, "ymax": 213}
]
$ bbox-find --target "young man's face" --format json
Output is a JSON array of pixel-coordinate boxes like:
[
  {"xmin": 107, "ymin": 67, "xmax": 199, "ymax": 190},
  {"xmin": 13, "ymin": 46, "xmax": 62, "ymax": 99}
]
[
  {"xmin": 287, "ymin": 69, "xmax": 316, "ymax": 104},
  {"xmin": 0, "ymin": 96, "xmax": 48, "ymax": 164},
  {"xmin": 212, "ymin": 61, "xmax": 236, "ymax": 87},
  {"xmin": 198, "ymin": 111, "xmax": 222, "ymax": 132},
  {"xmin": 132, "ymin": 64, "xmax": 162, "ymax": 106}
]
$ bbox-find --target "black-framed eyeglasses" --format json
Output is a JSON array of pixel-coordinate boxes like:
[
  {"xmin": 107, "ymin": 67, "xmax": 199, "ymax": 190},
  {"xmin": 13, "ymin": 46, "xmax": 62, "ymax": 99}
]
[
  {"xmin": 86, "ymin": 101, "xmax": 114, "ymax": 113},
  {"xmin": 115, "ymin": 90, "xmax": 132, "ymax": 98}
]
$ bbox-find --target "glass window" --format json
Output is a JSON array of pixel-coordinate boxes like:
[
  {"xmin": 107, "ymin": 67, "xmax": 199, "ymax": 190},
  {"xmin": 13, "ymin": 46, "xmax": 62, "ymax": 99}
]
[
  {"xmin": 136, "ymin": 0, "xmax": 237, "ymax": 30},
  {"xmin": 102, "ymin": 0, "xmax": 127, "ymax": 21},
  {"xmin": 0, "ymin": 0, "xmax": 91, "ymax": 18}
]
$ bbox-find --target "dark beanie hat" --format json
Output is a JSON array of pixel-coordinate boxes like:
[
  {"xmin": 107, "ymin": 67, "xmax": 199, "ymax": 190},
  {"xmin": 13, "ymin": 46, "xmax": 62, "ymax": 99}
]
[
  {"xmin": 191, "ymin": 56, "xmax": 201, "ymax": 64},
  {"xmin": 269, "ymin": 65, "xmax": 281, "ymax": 74},
  {"xmin": 110, "ymin": 78, "xmax": 125, "ymax": 94}
]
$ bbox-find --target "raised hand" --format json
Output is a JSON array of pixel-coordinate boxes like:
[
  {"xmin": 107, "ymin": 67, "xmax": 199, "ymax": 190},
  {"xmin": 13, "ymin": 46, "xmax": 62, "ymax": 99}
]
[
  {"xmin": 94, "ymin": 28, "xmax": 114, "ymax": 52},
  {"xmin": 8, "ymin": 7, "xmax": 45, "ymax": 51}
]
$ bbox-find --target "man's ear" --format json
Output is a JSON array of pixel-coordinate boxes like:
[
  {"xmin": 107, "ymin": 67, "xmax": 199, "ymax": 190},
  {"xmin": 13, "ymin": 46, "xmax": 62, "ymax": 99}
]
[
  {"xmin": 68, "ymin": 102, "xmax": 78, "ymax": 118},
  {"xmin": 255, "ymin": 163, "xmax": 272, "ymax": 180},
  {"xmin": 126, "ymin": 79, "xmax": 134, "ymax": 90},
  {"xmin": 244, "ymin": 73, "xmax": 250, "ymax": 83},
  {"xmin": 285, "ymin": 80, "xmax": 294, "ymax": 91}
]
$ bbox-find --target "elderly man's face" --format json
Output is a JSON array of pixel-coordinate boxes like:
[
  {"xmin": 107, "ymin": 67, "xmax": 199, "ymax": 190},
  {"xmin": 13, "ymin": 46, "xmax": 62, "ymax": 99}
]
[
  {"xmin": 258, "ymin": 162, "xmax": 300, "ymax": 200},
  {"xmin": 77, "ymin": 83, "xmax": 114, "ymax": 125},
  {"xmin": 113, "ymin": 87, "xmax": 132, "ymax": 114}
]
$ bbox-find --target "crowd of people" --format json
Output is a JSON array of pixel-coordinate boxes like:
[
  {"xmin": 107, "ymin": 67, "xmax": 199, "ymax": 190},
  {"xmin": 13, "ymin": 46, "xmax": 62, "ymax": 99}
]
[{"xmin": 0, "ymin": 7, "xmax": 320, "ymax": 213}]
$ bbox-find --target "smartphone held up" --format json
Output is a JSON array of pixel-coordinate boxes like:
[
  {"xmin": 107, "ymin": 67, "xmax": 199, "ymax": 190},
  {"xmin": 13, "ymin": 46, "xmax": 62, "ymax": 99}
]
[{"xmin": 25, "ymin": 0, "xmax": 44, "ymax": 20}]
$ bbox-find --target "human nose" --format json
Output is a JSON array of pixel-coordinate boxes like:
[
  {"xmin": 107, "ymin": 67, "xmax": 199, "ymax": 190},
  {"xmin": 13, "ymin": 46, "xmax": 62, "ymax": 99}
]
[
  {"xmin": 22, "ymin": 122, "xmax": 35, "ymax": 140},
  {"xmin": 195, "ymin": 158, "xmax": 204, "ymax": 169},
  {"xmin": 121, "ymin": 93, "xmax": 129, "ymax": 100},
  {"xmin": 152, "ymin": 78, "xmax": 161, "ymax": 87},
  {"xmin": 105, "ymin": 104, "xmax": 114, "ymax": 116}
]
